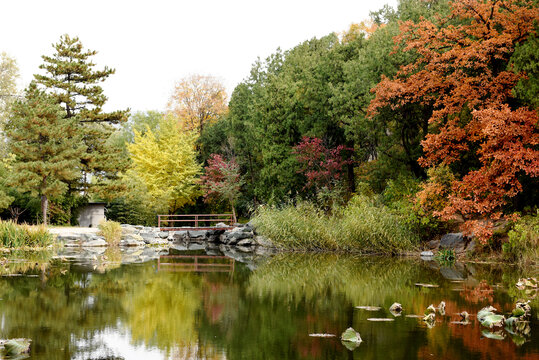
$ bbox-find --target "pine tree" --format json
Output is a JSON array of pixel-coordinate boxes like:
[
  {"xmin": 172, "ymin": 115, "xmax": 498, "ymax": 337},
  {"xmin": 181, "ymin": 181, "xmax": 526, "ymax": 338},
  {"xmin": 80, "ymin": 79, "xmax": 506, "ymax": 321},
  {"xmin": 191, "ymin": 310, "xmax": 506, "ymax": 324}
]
[
  {"xmin": 34, "ymin": 34, "xmax": 129, "ymax": 195},
  {"xmin": 5, "ymin": 83, "xmax": 84, "ymax": 224}
]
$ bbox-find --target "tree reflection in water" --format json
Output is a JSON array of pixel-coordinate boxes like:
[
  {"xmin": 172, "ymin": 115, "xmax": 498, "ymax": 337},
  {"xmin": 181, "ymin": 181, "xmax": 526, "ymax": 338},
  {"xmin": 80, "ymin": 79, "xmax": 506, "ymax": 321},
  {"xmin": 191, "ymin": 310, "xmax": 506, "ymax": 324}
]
[{"xmin": 0, "ymin": 251, "xmax": 537, "ymax": 359}]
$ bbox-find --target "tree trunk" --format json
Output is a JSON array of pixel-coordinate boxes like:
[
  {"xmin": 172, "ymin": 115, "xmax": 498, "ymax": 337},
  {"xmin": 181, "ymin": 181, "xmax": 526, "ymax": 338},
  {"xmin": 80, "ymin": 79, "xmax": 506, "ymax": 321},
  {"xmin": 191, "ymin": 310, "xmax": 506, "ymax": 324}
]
[
  {"xmin": 230, "ymin": 200, "xmax": 237, "ymax": 224},
  {"xmin": 41, "ymin": 194, "xmax": 49, "ymax": 225}
]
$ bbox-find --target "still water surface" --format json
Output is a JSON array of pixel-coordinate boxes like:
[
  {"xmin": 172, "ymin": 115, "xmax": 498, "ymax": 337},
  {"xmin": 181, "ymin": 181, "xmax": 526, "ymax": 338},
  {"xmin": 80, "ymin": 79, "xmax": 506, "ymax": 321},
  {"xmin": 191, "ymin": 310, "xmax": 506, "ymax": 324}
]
[{"xmin": 0, "ymin": 249, "xmax": 537, "ymax": 359}]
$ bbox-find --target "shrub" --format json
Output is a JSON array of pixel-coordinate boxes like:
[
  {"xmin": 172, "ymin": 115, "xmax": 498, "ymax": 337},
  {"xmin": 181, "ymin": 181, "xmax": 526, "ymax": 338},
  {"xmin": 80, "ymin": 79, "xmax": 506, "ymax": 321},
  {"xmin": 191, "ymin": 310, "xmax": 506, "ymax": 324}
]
[
  {"xmin": 252, "ymin": 196, "xmax": 418, "ymax": 254},
  {"xmin": 0, "ymin": 221, "xmax": 53, "ymax": 248},
  {"xmin": 502, "ymin": 212, "xmax": 539, "ymax": 265},
  {"xmin": 98, "ymin": 220, "xmax": 122, "ymax": 246}
]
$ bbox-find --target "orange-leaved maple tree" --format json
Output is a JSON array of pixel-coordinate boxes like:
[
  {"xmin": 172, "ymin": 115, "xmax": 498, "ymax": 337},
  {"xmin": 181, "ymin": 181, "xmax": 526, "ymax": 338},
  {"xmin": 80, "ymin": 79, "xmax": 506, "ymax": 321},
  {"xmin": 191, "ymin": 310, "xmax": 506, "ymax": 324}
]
[{"xmin": 369, "ymin": 0, "xmax": 539, "ymax": 242}]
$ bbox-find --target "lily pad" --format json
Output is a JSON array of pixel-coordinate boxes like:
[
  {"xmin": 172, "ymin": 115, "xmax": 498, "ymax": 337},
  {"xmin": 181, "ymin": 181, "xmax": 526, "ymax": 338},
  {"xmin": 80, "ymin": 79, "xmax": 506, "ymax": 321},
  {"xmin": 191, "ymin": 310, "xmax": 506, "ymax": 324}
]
[
  {"xmin": 309, "ymin": 333, "xmax": 336, "ymax": 338},
  {"xmin": 438, "ymin": 301, "xmax": 446, "ymax": 315},
  {"xmin": 480, "ymin": 314, "xmax": 505, "ymax": 328},
  {"xmin": 341, "ymin": 340, "xmax": 361, "ymax": 351},
  {"xmin": 516, "ymin": 277, "xmax": 537, "ymax": 290},
  {"xmin": 481, "ymin": 330, "xmax": 505, "ymax": 340},
  {"xmin": 1, "ymin": 338, "xmax": 31, "ymax": 357},
  {"xmin": 389, "ymin": 302, "xmax": 402, "ymax": 313},
  {"xmin": 415, "ymin": 283, "xmax": 439, "ymax": 288},
  {"xmin": 425, "ymin": 304, "xmax": 436, "ymax": 315},
  {"xmin": 367, "ymin": 318, "xmax": 395, "ymax": 322},
  {"xmin": 355, "ymin": 306, "xmax": 381, "ymax": 311},
  {"xmin": 341, "ymin": 328, "xmax": 362, "ymax": 343},
  {"xmin": 477, "ymin": 306, "xmax": 497, "ymax": 322}
]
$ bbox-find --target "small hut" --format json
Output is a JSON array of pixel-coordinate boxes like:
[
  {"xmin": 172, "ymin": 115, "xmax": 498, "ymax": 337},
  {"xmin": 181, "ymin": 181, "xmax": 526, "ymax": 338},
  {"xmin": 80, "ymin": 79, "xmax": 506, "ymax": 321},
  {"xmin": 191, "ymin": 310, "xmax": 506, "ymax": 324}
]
[{"xmin": 77, "ymin": 202, "xmax": 106, "ymax": 227}]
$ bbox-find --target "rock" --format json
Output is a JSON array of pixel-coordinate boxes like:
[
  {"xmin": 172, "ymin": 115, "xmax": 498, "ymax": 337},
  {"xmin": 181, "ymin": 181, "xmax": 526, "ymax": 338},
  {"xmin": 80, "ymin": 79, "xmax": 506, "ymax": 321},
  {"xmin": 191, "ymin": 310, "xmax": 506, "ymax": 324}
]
[
  {"xmin": 121, "ymin": 225, "xmax": 138, "ymax": 234},
  {"xmin": 82, "ymin": 238, "xmax": 108, "ymax": 247},
  {"xmin": 440, "ymin": 233, "xmax": 467, "ymax": 252},
  {"xmin": 188, "ymin": 230, "xmax": 208, "ymax": 239},
  {"xmin": 139, "ymin": 231, "xmax": 156, "ymax": 241},
  {"xmin": 237, "ymin": 238, "xmax": 254, "ymax": 246},
  {"xmin": 172, "ymin": 231, "xmax": 188, "ymax": 241},
  {"xmin": 158, "ymin": 231, "xmax": 169, "ymax": 239},
  {"xmin": 144, "ymin": 237, "xmax": 169, "ymax": 245},
  {"xmin": 123, "ymin": 233, "xmax": 144, "ymax": 241},
  {"xmin": 426, "ymin": 239, "xmax": 440, "ymax": 249},
  {"xmin": 465, "ymin": 240, "xmax": 476, "ymax": 253},
  {"xmin": 254, "ymin": 236, "xmax": 273, "ymax": 247},
  {"xmin": 134, "ymin": 225, "xmax": 144, "ymax": 230},
  {"xmin": 236, "ymin": 245, "xmax": 253, "ymax": 252},
  {"xmin": 222, "ymin": 228, "xmax": 254, "ymax": 244},
  {"xmin": 120, "ymin": 237, "xmax": 145, "ymax": 247},
  {"xmin": 420, "ymin": 251, "xmax": 434, "ymax": 260},
  {"xmin": 440, "ymin": 266, "xmax": 466, "ymax": 281}
]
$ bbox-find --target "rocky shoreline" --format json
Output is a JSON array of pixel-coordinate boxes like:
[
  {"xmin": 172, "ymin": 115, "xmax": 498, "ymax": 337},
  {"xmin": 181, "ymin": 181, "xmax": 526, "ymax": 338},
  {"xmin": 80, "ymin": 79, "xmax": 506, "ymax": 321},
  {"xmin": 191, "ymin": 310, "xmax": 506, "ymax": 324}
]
[{"xmin": 51, "ymin": 222, "xmax": 275, "ymax": 252}]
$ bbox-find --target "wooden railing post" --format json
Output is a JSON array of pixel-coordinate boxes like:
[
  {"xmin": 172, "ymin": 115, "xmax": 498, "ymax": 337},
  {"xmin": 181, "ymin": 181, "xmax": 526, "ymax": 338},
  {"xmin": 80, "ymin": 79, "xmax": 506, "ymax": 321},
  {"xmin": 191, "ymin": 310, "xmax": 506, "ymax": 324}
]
[
  {"xmin": 158, "ymin": 215, "xmax": 161, "ymax": 228},
  {"xmin": 195, "ymin": 215, "xmax": 198, "ymax": 228}
]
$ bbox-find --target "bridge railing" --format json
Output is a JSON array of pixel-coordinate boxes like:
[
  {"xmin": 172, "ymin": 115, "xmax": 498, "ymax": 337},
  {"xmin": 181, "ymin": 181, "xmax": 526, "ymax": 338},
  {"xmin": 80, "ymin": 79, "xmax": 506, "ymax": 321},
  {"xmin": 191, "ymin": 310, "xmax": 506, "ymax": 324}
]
[
  {"xmin": 158, "ymin": 255, "xmax": 235, "ymax": 273},
  {"xmin": 157, "ymin": 214, "xmax": 233, "ymax": 230}
]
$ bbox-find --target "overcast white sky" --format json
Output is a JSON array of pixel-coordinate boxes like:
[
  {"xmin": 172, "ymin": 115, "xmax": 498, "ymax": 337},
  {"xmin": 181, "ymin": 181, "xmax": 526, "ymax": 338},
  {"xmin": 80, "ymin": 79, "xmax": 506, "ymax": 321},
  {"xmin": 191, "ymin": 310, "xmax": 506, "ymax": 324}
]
[{"xmin": 2, "ymin": 0, "xmax": 397, "ymax": 113}]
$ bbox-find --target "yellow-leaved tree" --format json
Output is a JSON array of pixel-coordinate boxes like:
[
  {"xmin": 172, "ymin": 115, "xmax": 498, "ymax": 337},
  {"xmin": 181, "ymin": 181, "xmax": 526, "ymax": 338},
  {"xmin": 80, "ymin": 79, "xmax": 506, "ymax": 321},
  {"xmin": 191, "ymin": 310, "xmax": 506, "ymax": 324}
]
[
  {"xmin": 127, "ymin": 115, "xmax": 201, "ymax": 213},
  {"xmin": 167, "ymin": 74, "xmax": 228, "ymax": 134}
]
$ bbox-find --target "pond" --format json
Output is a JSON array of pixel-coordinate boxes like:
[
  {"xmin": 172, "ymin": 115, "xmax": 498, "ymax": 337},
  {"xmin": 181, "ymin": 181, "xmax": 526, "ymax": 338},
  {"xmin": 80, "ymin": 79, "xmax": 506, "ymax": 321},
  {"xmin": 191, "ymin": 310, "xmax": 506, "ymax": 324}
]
[{"xmin": 0, "ymin": 248, "xmax": 537, "ymax": 359}]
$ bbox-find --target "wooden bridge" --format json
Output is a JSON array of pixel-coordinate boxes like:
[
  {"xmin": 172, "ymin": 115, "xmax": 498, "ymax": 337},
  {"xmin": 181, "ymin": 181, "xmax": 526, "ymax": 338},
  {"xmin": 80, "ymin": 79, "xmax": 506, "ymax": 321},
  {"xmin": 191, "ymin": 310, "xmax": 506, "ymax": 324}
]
[
  {"xmin": 158, "ymin": 214, "xmax": 233, "ymax": 231},
  {"xmin": 157, "ymin": 255, "xmax": 235, "ymax": 274}
]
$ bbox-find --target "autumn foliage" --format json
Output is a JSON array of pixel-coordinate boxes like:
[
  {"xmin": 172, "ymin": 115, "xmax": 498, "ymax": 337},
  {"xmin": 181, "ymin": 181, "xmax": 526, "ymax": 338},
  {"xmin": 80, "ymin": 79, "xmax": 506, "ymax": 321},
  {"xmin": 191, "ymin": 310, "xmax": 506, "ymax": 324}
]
[
  {"xmin": 167, "ymin": 74, "xmax": 228, "ymax": 134},
  {"xmin": 370, "ymin": 0, "xmax": 539, "ymax": 242},
  {"xmin": 200, "ymin": 154, "xmax": 243, "ymax": 222},
  {"xmin": 293, "ymin": 137, "xmax": 353, "ymax": 192}
]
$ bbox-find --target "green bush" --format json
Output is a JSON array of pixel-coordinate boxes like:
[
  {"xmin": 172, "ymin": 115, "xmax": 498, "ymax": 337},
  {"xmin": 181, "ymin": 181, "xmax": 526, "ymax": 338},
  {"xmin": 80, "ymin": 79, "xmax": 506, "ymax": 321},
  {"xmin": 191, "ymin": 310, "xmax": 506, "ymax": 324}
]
[
  {"xmin": 502, "ymin": 212, "xmax": 539, "ymax": 265},
  {"xmin": 383, "ymin": 176, "xmax": 447, "ymax": 241},
  {"xmin": 252, "ymin": 196, "xmax": 418, "ymax": 254},
  {"xmin": 98, "ymin": 220, "xmax": 123, "ymax": 246},
  {"xmin": 0, "ymin": 221, "xmax": 53, "ymax": 248}
]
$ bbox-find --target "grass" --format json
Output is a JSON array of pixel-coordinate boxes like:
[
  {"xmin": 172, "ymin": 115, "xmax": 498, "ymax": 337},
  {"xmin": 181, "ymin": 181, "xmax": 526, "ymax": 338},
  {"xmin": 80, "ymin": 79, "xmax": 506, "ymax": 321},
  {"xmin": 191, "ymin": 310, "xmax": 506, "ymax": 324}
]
[
  {"xmin": 98, "ymin": 220, "xmax": 123, "ymax": 246},
  {"xmin": 502, "ymin": 212, "xmax": 539, "ymax": 265},
  {"xmin": 0, "ymin": 221, "xmax": 54, "ymax": 248},
  {"xmin": 251, "ymin": 195, "xmax": 419, "ymax": 254}
]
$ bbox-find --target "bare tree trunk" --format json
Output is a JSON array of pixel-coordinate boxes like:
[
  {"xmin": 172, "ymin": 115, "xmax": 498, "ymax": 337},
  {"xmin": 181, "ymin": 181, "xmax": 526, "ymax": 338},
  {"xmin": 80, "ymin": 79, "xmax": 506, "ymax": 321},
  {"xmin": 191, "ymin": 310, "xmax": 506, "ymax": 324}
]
[
  {"xmin": 230, "ymin": 200, "xmax": 237, "ymax": 224},
  {"xmin": 41, "ymin": 195, "xmax": 48, "ymax": 225}
]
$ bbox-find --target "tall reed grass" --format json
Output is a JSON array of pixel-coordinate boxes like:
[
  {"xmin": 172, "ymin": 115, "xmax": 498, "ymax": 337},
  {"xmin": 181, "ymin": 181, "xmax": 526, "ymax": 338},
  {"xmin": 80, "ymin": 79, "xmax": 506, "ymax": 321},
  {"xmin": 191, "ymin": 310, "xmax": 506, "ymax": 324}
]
[
  {"xmin": 252, "ymin": 195, "xmax": 418, "ymax": 254},
  {"xmin": 0, "ymin": 221, "xmax": 54, "ymax": 248},
  {"xmin": 98, "ymin": 220, "xmax": 123, "ymax": 246}
]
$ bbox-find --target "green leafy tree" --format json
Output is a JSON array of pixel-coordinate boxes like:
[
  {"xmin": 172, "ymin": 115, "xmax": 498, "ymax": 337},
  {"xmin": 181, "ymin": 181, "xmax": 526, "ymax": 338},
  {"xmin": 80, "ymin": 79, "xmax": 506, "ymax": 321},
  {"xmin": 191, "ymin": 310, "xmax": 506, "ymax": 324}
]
[
  {"xmin": 4, "ymin": 83, "xmax": 83, "ymax": 224},
  {"xmin": 127, "ymin": 115, "xmax": 201, "ymax": 213},
  {"xmin": 34, "ymin": 34, "xmax": 129, "ymax": 196}
]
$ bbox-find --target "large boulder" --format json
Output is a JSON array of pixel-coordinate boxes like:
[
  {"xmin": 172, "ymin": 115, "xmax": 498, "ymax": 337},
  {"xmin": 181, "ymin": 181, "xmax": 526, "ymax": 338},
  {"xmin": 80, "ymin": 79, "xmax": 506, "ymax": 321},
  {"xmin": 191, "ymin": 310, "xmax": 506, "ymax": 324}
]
[
  {"xmin": 440, "ymin": 233, "xmax": 468, "ymax": 252},
  {"xmin": 188, "ymin": 230, "xmax": 208, "ymax": 240},
  {"xmin": 221, "ymin": 227, "xmax": 254, "ymax": 245}
]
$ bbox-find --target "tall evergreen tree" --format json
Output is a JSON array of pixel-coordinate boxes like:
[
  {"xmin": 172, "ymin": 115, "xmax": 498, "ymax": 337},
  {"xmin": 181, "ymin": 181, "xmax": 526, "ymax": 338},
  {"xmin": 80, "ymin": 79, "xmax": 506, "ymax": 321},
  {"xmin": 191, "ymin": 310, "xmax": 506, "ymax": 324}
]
[
  {"xmin": 5, "ymin": 83, "xmax": 83, "ymax": 224},
  {"xmin": 34, "ymin": 34, "xmax": 129, "ymax": 196}
]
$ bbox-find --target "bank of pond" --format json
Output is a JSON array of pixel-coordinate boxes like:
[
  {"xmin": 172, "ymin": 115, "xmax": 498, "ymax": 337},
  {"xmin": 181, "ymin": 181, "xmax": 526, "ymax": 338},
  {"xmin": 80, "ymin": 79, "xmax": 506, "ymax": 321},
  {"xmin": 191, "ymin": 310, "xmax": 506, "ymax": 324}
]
[{"xmin": 0, "ymin": 247, "xmax": 537, "ymax": 359}]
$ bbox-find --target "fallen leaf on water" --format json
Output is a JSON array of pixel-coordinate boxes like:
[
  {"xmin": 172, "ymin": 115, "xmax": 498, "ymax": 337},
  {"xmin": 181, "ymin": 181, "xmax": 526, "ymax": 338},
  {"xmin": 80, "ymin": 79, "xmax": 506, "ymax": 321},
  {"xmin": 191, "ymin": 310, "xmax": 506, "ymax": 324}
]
[
  {"xmin": 355, "ymin": 306, "xmax": 381, "ymax": 311},
  {"xmin": 309, "ymin": 333, "xmax": 336, "ymax": 338},
  {"xmin": 405, "ymin": 315, "xmax": 423, "ymax": 318},
  {"xmin": 481, "ymin": 330, "xmax": 505, "ymax": 340},
  {"xmin": 415, "ymin": 283, "xmax": 439, "ymax": 288},
  {"xmin": 367, "ymin": 318, "xmax": 395, "ymax": 322}
]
